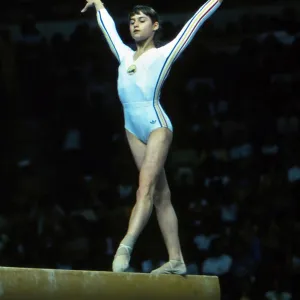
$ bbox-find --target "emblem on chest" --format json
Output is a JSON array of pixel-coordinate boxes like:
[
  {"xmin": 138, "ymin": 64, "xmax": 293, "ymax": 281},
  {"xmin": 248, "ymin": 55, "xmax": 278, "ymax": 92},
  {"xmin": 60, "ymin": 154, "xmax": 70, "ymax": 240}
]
[{"xmin": 127, "ymin": 64, "xmax": 137, "ymax": 75}]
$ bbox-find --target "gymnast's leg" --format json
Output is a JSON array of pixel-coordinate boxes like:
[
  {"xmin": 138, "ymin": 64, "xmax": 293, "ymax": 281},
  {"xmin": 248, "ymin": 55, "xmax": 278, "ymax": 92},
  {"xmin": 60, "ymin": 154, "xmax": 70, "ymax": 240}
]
[
  {"xmin": 113, "ymin": 128, "xmax": 171, "ymax": 271},
  {"xmin": 112, "ymin": 129, "xmax": 185, "ymax": 274},
  {"xmin": 150, "ymin": 169, "xmax": 186, "ymax": 274}
]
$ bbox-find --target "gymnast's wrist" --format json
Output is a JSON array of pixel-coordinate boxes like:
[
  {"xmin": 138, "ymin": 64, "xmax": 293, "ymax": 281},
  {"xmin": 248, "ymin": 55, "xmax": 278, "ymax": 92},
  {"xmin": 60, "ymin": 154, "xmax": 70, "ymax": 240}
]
[{"xmin": 95, "ymin": 1, "xmax": 104, "ymax": 10}]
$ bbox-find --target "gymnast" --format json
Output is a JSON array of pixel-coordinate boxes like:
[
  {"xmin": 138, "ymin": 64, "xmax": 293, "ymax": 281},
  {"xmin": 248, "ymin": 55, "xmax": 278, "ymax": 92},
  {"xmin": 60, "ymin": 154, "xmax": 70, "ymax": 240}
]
[{"xmin": 81, "ymin": 0, "xmax": 222, "ymax": 274}]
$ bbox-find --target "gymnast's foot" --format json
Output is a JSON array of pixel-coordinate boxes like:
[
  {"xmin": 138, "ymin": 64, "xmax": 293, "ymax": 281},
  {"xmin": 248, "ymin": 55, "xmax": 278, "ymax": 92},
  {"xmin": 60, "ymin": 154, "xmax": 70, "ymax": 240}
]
[
  {"xmin": 151, "ymin": 260, "xmax": 187, "ymax": 275},
  {"xmin": 112, "ymin": 244, "xmax": 132, "ymax": 272}
]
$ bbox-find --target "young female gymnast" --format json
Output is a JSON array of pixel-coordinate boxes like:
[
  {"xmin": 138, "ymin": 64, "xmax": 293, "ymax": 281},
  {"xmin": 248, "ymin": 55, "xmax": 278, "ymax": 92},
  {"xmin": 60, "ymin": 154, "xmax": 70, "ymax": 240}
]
[{"xmin": 81, "ymin": 0, "xmax": 222, "ymax": 274}]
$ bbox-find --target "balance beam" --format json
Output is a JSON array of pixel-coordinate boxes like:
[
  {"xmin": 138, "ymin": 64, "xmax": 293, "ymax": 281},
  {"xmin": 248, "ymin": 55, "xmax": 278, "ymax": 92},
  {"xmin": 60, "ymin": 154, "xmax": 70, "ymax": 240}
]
[{"xmin": 0, "ymin": 267, "xmax": 220, "ymax": 300}]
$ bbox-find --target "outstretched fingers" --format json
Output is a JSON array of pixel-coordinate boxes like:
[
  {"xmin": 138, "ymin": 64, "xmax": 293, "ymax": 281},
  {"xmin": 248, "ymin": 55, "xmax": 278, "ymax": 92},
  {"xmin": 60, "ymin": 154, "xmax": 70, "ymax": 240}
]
[{"xmin": 81, "ymin": 1, "xmax": 93, "ymax": 13}]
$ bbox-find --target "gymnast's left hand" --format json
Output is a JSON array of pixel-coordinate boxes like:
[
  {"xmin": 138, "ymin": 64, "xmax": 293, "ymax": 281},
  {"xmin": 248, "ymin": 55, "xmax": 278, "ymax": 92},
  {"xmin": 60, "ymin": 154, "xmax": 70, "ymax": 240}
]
[{"xmin": 81, "ymin": 0, "xmax": 104, "ymax": 13}]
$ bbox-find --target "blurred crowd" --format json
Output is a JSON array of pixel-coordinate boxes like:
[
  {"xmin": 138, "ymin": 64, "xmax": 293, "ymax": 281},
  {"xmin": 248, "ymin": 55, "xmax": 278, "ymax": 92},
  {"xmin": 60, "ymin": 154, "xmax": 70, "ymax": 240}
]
[
  {"xmin": 0, "ymin": 1, "xmax": 300, "ymax": 300},
  {"xmin": 1, "ymin": 0, "xmax": 298, "ymax": 22}
]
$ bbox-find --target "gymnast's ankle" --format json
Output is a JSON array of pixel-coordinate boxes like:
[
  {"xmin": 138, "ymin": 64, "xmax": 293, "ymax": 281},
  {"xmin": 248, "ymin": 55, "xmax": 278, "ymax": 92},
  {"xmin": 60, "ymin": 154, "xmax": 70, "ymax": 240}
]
[{"xmin": 120, "ymin": 234, "xmax": 137, "ymax": 249}]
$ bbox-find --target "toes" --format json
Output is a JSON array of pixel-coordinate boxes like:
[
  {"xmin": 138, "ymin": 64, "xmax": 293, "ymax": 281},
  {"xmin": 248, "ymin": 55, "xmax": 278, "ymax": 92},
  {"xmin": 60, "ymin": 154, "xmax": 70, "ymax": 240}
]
[{"xmin": 112, "ymin": 255, "xmax": 130, "ymax": 272}]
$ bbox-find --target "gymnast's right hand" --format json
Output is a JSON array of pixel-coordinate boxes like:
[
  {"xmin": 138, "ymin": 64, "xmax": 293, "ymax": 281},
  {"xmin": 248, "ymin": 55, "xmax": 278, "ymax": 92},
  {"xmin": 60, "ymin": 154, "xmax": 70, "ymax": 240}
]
[{"xmin": 81, "ymin": 0, "xmax": 104, "ymax": 13}]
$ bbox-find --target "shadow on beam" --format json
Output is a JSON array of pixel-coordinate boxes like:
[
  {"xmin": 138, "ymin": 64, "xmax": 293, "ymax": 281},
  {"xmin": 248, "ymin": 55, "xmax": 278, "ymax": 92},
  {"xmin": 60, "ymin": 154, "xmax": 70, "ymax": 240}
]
[{"xmin": 0, "ymin": 267, "xmax": 220, "ymax": 300}]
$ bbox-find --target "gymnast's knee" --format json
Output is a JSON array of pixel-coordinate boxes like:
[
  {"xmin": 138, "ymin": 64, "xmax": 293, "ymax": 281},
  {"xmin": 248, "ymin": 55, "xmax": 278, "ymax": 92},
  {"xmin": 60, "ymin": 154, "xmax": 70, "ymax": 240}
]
[{"xmin": 136, "ymin": 182, "xmax": 156, "ymax": 204}]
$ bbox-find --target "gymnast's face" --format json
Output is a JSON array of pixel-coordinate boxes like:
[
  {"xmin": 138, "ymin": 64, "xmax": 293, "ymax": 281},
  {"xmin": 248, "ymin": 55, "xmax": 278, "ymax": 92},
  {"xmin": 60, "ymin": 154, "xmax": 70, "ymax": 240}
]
[{"xmin": 129, "ymin": 12, "xmax": 159, "ymax": 42}]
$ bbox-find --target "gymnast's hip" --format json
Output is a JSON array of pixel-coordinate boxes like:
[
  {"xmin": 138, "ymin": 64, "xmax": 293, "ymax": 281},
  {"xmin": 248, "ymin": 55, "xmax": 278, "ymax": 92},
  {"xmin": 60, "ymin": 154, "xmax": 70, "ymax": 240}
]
[{"xmin": 122, "ymin": 101, "xmax": 173, "ymax": 143}]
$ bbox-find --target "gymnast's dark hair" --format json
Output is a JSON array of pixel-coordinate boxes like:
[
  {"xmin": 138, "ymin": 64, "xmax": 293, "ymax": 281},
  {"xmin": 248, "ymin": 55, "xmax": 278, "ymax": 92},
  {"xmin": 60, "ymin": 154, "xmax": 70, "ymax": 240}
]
[{"xmin": 128, "ymin": 5, "xmax": 163, "ymax": 47}]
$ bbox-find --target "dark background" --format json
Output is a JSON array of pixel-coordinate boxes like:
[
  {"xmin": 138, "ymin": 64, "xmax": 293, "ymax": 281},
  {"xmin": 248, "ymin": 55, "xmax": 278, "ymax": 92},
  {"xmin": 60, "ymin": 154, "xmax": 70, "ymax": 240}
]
[{"xmin": 0, "ymin": 0, "xmax": 299, "ymax": 299}]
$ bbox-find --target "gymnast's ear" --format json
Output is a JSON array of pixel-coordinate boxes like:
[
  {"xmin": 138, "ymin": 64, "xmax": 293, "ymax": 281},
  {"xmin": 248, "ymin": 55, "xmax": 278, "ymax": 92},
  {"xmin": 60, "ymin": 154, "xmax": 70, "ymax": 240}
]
[{"xmin": 152, "ymin": 21, "xmax": 159, "ymax": 32}]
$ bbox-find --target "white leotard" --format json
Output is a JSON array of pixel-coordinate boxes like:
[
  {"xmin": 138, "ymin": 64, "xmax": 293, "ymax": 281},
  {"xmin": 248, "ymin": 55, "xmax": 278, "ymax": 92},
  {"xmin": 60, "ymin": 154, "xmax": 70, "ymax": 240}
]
[{"xmin": 96, "ymin": 0, "xmax": 221, "ymax": 143}]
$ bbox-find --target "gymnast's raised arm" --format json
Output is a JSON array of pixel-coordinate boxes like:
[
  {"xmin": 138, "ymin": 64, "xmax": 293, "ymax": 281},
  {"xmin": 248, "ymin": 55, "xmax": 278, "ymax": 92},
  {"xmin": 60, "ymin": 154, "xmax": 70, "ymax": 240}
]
[
  {"xmin": 159, "ymin": 0, "xmax": 222, "ymax": 61},
  {"xmin": 81, "ymin": 0, "xmax": 131, "ymax": 63}
]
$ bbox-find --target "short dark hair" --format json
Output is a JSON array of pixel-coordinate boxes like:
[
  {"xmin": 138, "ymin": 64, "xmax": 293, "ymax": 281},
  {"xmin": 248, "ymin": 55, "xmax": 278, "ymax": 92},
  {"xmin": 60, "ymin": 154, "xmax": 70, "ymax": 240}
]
[
  {"xmin": 128, "ymin": 5, "xmax": 163, "ymax": 46},
  {"xmin": 129, "ymin": 5, "xmax": 159, "ymax": 24}
]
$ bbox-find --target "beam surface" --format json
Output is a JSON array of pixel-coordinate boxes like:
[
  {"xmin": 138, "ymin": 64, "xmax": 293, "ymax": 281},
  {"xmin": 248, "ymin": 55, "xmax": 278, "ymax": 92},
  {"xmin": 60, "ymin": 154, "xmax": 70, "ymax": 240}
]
[{"xmin": 0, "ymin": 267, "xmax": 220, "ymax": 300}]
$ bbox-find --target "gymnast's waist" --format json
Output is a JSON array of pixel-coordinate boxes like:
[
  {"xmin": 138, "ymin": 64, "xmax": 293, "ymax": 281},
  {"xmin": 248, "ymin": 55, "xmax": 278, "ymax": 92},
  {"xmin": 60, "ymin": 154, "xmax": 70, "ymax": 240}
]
[{"xmin": 122, "ymin": 101, "xmax": 156, "ymax": 108}]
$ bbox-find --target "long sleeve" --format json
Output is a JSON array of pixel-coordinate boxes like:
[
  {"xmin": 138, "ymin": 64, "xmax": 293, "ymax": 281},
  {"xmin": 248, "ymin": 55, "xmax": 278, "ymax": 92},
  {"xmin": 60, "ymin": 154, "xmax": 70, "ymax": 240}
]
[
  {"xmin": 160, "ymin": 0, "xmax": 221, "ymax": 61},
  {"xmin": 96, "ymin": 9, "xmax": 132, "ymax": 63}
]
